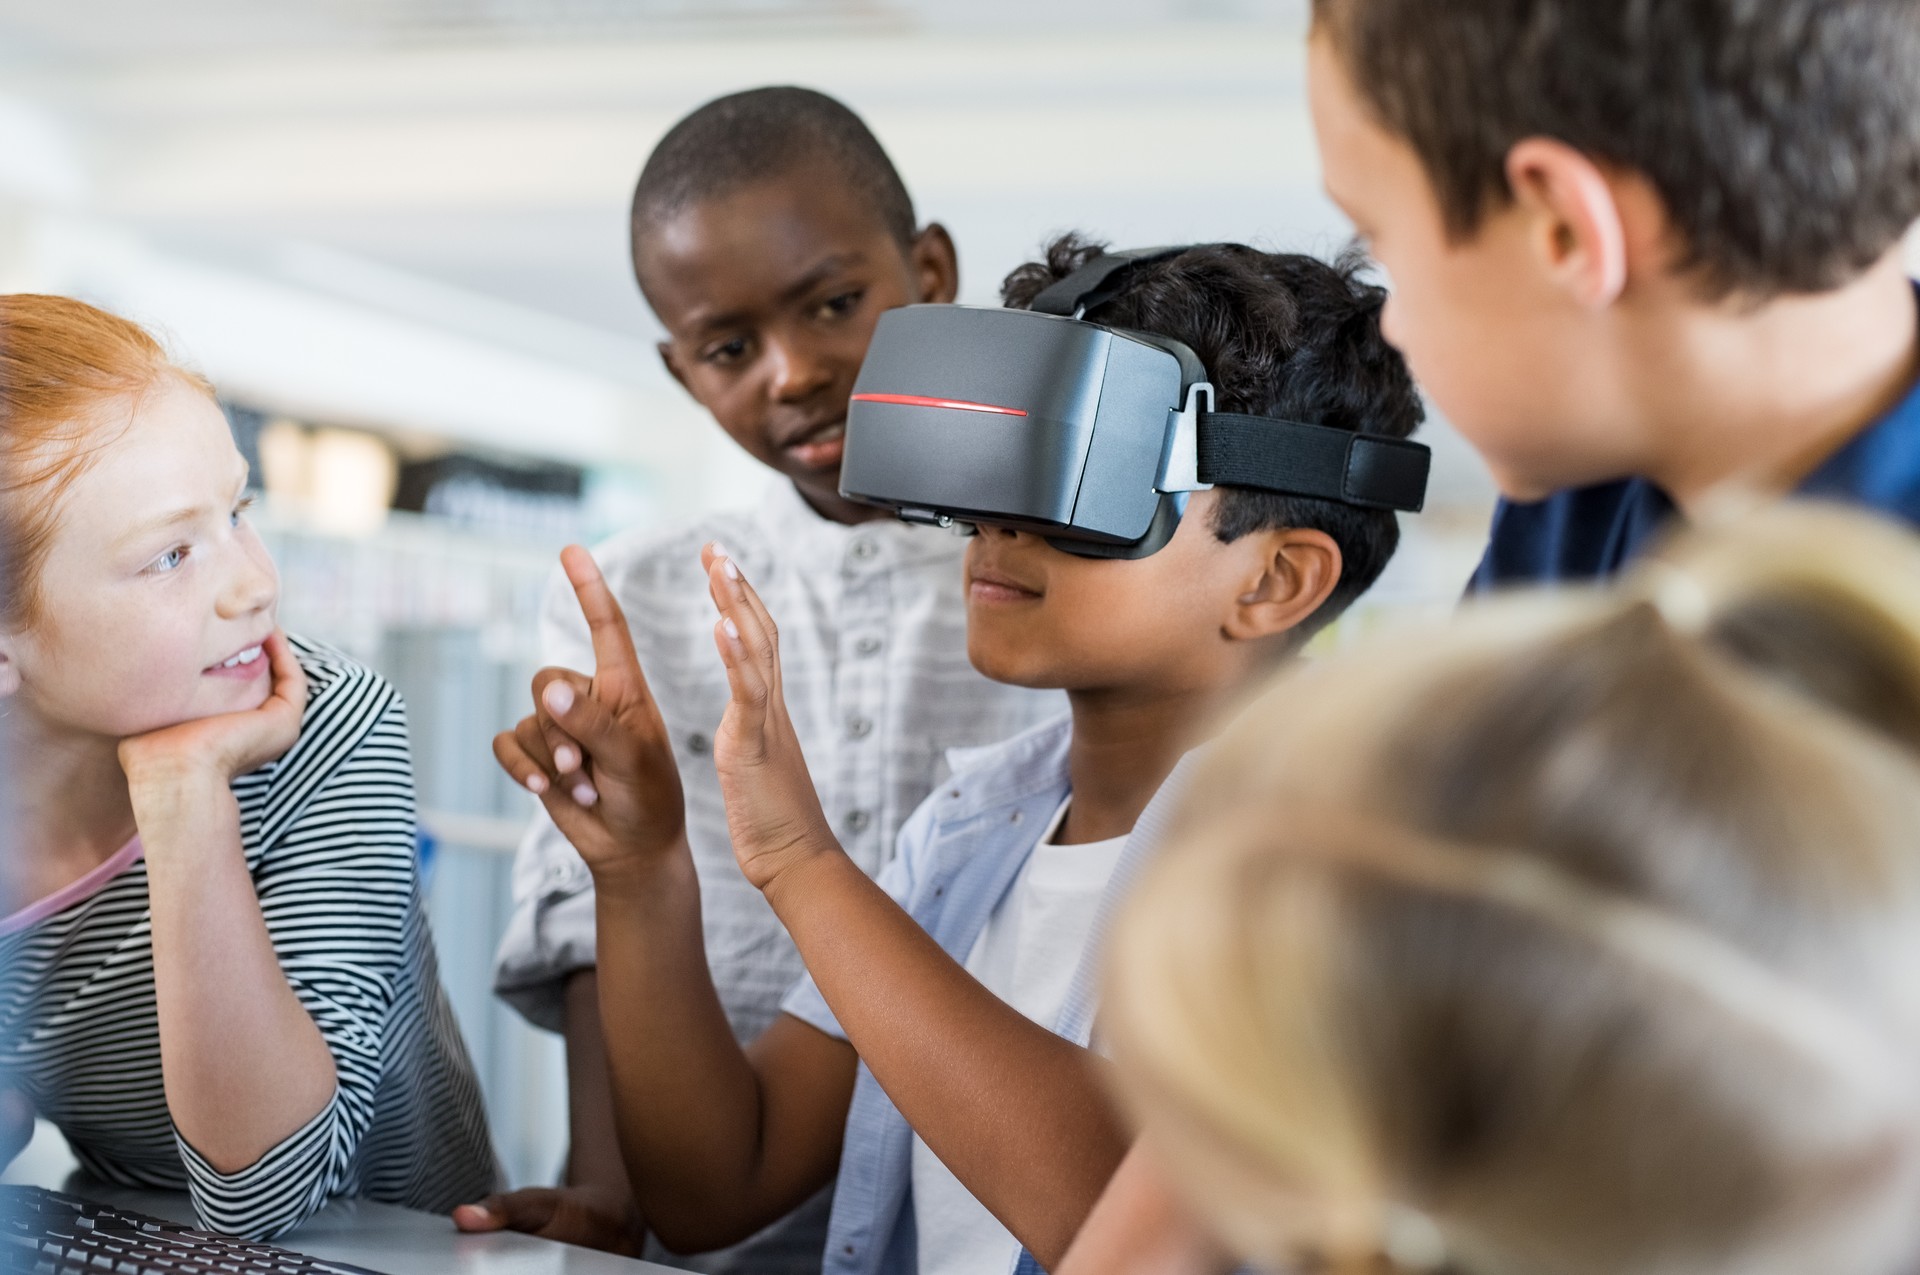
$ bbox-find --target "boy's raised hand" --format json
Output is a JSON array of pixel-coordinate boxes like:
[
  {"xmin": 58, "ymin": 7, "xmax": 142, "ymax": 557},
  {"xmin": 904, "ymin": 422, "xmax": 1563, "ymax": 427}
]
[
  {"xmin": 494, "ymin": 546, "xmax": 687, "ymax": 876},
  {"xmin": 700, "ymin": 543, "xmax": 840, "ymax": 894}
]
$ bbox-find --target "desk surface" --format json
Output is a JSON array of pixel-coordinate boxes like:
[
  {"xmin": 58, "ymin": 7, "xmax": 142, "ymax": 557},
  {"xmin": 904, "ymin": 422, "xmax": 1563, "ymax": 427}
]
[{"xmin": 42, "ymin": 1174, "xmax": 677, "ymax": 1275}]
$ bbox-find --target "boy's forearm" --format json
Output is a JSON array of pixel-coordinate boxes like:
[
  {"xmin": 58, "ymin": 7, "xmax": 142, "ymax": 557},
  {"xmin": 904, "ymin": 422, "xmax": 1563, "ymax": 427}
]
[
  {"xmin": 764, "ymin": 850, "xmax": 1132, "ymax": 1267},
  {"xmin": 589, "ymin": 851, "xmax": 820, "ymax": 1250}
]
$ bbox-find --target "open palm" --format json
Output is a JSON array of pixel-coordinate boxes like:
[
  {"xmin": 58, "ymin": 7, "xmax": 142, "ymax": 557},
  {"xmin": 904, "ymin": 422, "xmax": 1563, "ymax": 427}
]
[{"xmin": 698, "ymin": 544, "xmax": 839, "ymax": 893}]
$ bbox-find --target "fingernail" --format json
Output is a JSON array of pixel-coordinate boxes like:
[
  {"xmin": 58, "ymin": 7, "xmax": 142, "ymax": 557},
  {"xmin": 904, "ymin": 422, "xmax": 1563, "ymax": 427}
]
[
  {"xmin": 723, "ymin": 617, "xmax": 740, "ymax": 640},
  {"xmin": 544, "ymin": 682, "xmax": 574, "ymax": 714},
  {"xmin": 554, "ymin": 745, "xmax": 579, "ymax": 773},
  {"xmin": 525, "ymin": 773, "xmax": 548, "ymax": 795},
  {"xmin": 572, "ymin": 783, "xmax": 598, "ymax": 807},
  {"xmin": 723, "ymin": 557, "xmax": 741, "ymax": 581}
]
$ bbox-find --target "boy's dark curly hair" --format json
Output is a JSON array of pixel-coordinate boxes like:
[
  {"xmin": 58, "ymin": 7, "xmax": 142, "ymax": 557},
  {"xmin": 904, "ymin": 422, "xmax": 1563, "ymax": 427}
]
[{"xmin": 1001, "ymin": 234, "xmax": 1425, "ymax": 635}]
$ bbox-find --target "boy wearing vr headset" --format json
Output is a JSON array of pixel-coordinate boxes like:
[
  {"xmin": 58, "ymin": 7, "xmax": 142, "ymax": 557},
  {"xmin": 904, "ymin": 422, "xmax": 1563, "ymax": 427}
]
[
  {"xmin": 493, "ymin": 237, "xmax": 1428, "ymax": 1275},
  {"xmin": 464, "ymin": 88, "xmax": 1058, "ymax": 1267}
]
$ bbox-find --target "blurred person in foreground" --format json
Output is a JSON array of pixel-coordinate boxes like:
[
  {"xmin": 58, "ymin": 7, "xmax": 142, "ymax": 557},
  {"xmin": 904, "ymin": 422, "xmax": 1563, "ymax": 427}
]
[{"xmin": 1074, "ymin": 503, "xmax": 1920, "ymax": 1275}]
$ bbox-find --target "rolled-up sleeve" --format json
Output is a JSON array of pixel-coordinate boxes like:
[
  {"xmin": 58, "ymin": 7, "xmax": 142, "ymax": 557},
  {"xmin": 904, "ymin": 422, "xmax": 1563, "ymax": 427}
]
[{"xmin": 176, "ymin": 682, "xmax": 420, "ymax": 1239}]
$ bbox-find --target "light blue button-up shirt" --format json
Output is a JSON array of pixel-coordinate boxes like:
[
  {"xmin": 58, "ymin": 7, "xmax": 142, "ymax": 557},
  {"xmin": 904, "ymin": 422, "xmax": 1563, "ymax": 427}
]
[{"xmin": 781, "ymin": 714, "xmax": 1200, "ymax": 1275}]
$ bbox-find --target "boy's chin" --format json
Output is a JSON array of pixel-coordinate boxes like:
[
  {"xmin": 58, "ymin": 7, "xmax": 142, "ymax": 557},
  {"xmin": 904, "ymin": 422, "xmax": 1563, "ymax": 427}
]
[
  {"xmin": 965, "ymin": 644, "xmax": 1058, "ymax": 692},
  {"xmin": 783, "ymin": 463, "xmax": 851, "ymax": 507}
]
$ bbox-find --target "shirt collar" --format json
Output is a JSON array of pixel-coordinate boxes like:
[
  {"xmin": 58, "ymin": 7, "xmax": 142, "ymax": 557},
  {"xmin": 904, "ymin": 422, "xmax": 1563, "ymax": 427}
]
[
  {"xmin": 1797, "ymin": 331, "xmax": 1920, "ymax": 511},
  {"xmin": 938, "ymin": 714, "xmax": 1077, "ymax": 819},
  {"xmin": 1636, "ymin": 279, "xmax": 1920, "ymax": 506}
]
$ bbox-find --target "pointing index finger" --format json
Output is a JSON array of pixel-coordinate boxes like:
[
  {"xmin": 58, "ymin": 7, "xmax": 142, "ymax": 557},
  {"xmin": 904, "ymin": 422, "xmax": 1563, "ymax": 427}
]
[{"xmin": 561, "ymin": 545, "xmax": 641, "ymax": 675}]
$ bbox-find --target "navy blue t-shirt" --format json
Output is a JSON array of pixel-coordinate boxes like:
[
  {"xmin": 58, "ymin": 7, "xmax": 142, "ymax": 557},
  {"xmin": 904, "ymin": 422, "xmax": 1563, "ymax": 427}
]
[{"xmin": 1471, "ymin": 357, "xmax": 1920, "ymax": 592}]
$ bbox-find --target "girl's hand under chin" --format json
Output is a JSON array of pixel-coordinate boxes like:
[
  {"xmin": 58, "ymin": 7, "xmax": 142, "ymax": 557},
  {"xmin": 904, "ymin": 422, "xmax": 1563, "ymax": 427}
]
[{"xmin": 117, "ymin": 631, "xmax": 308, "ymax": 794}]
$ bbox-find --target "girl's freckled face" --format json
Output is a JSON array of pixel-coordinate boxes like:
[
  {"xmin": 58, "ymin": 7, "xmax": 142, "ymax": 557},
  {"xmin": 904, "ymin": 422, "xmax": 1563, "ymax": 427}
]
[{"xmin": 6, "ymin": 378, "xmax": 281, "ymax": 739}]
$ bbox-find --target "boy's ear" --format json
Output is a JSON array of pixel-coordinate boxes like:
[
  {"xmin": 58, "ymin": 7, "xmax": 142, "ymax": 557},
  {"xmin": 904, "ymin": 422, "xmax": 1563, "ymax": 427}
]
[
  {"xmin": 1504, "ymin": 137, "xmax": 1629, "ymax": 309},
  {"xmin": 910, "ymin": 223, "xmax": 960, "ymax": 305},
  {"xmin": 1226, "ymin": 528, "xmax": 1343, "ymax": 643},
  {"xmin": 657, "ymin": 341, "xmax": 693, "ymax": 396}
]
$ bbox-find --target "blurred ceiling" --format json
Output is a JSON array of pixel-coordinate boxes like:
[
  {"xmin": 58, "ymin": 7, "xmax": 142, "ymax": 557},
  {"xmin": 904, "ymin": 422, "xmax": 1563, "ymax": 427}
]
[
  {"xmin": 0, "ymin": 1, "xmax": 1302, "ymax": 60},
  {"xmin": 0, "ymin": 1, "xmax": 1497, "ymax": 546},
  {"xmin": 0, "ymin": 2, "xmax": 1327, "ymax": 352}
]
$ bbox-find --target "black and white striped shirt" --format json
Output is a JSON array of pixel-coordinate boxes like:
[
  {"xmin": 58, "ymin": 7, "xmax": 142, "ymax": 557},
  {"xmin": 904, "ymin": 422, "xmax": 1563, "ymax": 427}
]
[{"xmin": 0, "ymin": 637, "xmax": 499, "ymax": 1239}]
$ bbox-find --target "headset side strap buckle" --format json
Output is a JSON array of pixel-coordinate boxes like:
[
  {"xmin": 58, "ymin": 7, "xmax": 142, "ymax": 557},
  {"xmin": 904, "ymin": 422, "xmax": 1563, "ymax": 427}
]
[{"xmin": 1156, "ymin": 381, "xmax": 1216, "ymax": 493}]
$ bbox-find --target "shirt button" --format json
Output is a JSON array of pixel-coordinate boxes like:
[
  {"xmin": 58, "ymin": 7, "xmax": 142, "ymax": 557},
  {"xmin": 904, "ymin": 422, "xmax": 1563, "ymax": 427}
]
[
  {"xmin": 844, "ymin": 809, "xmax": 873, "ymax": 834},
  {"xmin": 854, "ymin": 635, "xmax": 883, "ymax": 658},
  {"xmin": 686, "ymin": 732, "xmax": 711, "ymax": 755},
  {"xmin": 845, "ymin": 714, "xmax": 873, "ymax": 740},
  {"xmin": 849, "ymin": 538, "xmax": 879, "ymax": 563}
]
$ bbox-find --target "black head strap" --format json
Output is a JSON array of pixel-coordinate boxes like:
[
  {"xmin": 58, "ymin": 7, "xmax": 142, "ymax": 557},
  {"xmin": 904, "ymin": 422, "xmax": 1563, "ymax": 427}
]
[
  {"xmin": 1033, "ymin": 246, "xmax": 1431, "ymax": 515},
  {"xmin": 1196, "ymin": 412, "xmax": 1430, "ymax": 513},
  {"xmin": 1030, "ymin": 247, "xmax": 1187, "ymax": 319}
]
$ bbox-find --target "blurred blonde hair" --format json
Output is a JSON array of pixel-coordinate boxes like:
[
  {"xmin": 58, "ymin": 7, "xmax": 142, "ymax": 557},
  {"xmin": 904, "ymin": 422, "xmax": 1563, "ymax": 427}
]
[{"xmin": 1104, "ymin": 503, "xmax": 1920, "ymax": 1275}]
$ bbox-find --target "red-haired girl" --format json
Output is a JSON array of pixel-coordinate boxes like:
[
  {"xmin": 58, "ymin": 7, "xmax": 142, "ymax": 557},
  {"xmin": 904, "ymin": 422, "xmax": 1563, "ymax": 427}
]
[{"xmin": 0, "ymin": 295, "xmax": 496, "ymax": 1239}]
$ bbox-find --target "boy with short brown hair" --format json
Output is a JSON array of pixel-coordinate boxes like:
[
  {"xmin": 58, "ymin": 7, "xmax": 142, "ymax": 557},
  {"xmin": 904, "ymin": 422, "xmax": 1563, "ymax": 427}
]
[{"xmin": 1309, "ymin": 0, "xmax": 1920, "ymax": 585}]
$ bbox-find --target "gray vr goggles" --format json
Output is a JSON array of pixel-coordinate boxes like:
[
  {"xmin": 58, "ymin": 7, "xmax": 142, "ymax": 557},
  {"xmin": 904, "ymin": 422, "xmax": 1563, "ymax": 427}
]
[{"xmin": 839, "ymin": 247, "xmax": 1431, "ymax": 559}]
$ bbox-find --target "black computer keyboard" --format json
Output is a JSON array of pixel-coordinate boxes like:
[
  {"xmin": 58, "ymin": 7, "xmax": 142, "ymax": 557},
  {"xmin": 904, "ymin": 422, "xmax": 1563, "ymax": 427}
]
[{"xmin": 0, "ymin": 1186, "xmax": 389, "ymax": 1275}]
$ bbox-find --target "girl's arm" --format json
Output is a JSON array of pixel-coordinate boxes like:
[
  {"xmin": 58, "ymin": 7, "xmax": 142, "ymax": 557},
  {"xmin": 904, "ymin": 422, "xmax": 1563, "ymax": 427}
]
[
  {"xmin": 119, "ymin": 634, "xmax": 337, "ymax": 1182},
  {"xmin": 123, "ymin": 636, "xmax": 483, "ymax": 1240},
  {"xmin": 492, "ymin": 547, "xmax": 857, "ymax": 1254}
]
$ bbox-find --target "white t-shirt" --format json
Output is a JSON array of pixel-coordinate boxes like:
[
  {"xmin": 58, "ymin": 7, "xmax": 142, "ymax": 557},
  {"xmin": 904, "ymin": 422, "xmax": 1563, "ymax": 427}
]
[{"xmin": 910, "ymin": 800, "xmax": 1130, "ymax": 1275}]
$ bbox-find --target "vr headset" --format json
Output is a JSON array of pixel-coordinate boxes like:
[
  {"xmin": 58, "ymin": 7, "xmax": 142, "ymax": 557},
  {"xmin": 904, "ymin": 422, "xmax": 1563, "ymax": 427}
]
[{"xmin": 839, "ymin": 247, "xmax": 1431, "ymax": 559}]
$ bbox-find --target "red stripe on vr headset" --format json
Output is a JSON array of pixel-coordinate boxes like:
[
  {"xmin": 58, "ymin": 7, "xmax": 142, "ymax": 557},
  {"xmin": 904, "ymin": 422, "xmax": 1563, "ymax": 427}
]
[{"xmin": 850, "ymin": 393, "xmax": 1028, "ymax": 417}]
